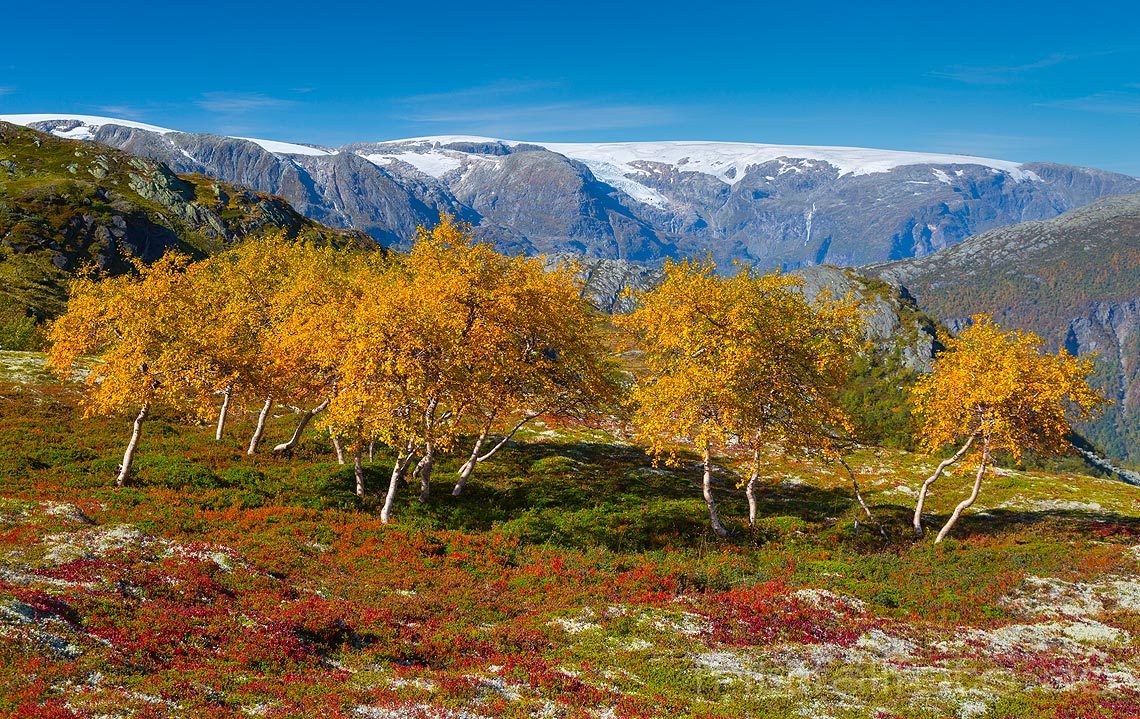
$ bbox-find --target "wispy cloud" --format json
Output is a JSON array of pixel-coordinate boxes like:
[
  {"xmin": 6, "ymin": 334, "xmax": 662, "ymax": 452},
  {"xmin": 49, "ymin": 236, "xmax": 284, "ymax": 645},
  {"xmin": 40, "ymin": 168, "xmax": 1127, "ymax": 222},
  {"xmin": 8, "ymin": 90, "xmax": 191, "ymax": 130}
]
[
  {"xmin": 0, "ymin": 87, "xmax": 13, "ymax": 96},
  {"xmin": 930, "ymin": 52, "xmax": 1099, "ymax": 85},
  {"xmin": 920, "ymin": 131, "xmax": 1054, "ymax": 159},
  {"xmin": 404, "ymin": 102, "xmax": 677, "ymax": 136},
  {"xmin": 94, "ymin": 104, "xmax": 148, "ymax": 118},
  {"xmin": 391, "ymin": 80, "xmax": 677, "ymax": 137},
  {"xmin": 399, "ymin": 80, "xmax": 562, "ymax": 106},
  {"xmin": 197, "ymin": 92, "xmax": 291, "ymax": 114},
  {"xmin": 1039, "ymin": 89, "xmax": 1140, "ymax": 115}
]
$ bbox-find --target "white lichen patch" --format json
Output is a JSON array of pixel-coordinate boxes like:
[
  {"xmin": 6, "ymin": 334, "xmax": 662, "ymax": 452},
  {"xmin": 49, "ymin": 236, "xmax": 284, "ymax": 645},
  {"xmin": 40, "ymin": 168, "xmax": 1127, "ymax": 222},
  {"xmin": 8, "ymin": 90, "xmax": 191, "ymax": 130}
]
[
  {"xmin": 42, "ymin": 502, "xmax": 94, "ymax": 525},
  {"xmin": 792, "ymin": 588, "xmax": 867, "ymax": 616},
  {"xmin": 615, "ymin": 637, "xmax": 653, "ymax": 651},
  {"xmin": 690, "ymin": 650, "xmax": 766, "ymax": 682},
  {"xmin": 1003, "ymin": 574, "xmax": 1140, "ymax": 618},
  {"xmin": 999, "ymin": 498, "xmax": 1104, "ymax": 513},
  {"xmin": 166, "ymin": 544, "xmax": 243, "ymax": 572},
  {"xmin": 471, "ymin": 675, "xmax": 524, "ymax": 701},
  {"xmin": 386, "ymin": 676, "xmax": 439, "ymax": 692},
  {"xmin": 854, "ymin": 628, "xmax": 917, "ymax": 661},
  {"xmin": 354, "ymin": 704, "xmax": 489, "ymax": 719},
  {"xmin": 646, "ymin": 609, "xmax": 711, "ymax": 637},
  {"xmin": 43, "ymin": 524, "xmax": 153, "ymax": 565},
  {"xmin": 0, "ymin": 566, "xmax": 98, "ymax": 590},
  {"xmin": 0, "ymin": 351, "xmax": 56, "ymax": 384},
  {"xmin": 957, "ymin": 619, "xmax": 1127, "ymax": 655},
  {"xmin": 549, "ymin": 607, "xmax": 600, "ymax": 634},
  {"xmin": 0, "ymin": 600, "xmax": 84, "ymax": 658}
]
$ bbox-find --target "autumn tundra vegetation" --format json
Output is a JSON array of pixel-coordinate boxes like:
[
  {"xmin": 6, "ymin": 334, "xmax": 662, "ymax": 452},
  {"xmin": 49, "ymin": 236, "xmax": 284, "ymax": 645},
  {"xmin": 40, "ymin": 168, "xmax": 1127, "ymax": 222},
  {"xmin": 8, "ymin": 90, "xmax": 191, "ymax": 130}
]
[
  {"xmin": 5, "ymin": 215, "xmax": 1138, "ymax": 719},
  {"xmin": 43, "ymin": 215, "xmax": 1105, "ymax": 543}
]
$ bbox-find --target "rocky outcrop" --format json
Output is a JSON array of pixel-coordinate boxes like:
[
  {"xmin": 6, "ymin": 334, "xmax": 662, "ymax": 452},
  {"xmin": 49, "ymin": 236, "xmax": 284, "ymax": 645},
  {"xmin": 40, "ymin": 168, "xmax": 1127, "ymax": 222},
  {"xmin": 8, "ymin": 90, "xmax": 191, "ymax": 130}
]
[
  {"xmin": 794, "ymin": 266, "xmax": 937, "ymax": 372},
  {"xmin": 547, "ymin": 254, "xmax": 664, "ymax": 314},
  {"xmin": 0, "ymin": 122, "xmax": 368, "ymax": 325}
]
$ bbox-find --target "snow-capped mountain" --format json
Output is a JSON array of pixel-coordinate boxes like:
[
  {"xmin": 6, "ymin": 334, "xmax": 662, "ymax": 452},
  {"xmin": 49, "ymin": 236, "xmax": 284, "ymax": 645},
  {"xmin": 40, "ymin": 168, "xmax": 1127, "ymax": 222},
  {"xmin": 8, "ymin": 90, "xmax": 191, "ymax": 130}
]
[{"xmin": 4, "ymin": 114, "xmax": 1138, "ymax": 268}]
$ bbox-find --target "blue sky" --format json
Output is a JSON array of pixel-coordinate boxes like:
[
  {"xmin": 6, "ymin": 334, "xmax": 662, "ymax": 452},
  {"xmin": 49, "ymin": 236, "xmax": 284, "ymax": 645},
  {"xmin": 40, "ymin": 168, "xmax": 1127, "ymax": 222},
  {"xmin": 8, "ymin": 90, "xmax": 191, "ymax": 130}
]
[{"xmin": 2, "ymin": 0, "xmax": 1138, "ymax": 174}]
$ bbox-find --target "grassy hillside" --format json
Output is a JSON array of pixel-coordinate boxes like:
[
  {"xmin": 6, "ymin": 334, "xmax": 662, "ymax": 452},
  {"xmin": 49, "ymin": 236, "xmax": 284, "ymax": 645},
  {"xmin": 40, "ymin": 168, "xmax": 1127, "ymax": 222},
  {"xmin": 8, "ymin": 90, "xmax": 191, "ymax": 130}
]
[
  {"xmin": 0, "ymin": 122, "xmax": 370, "ymax": 348},
  {"xmin": 2, "ymin": 353, "xmax": 1139, "ymax": 718}
]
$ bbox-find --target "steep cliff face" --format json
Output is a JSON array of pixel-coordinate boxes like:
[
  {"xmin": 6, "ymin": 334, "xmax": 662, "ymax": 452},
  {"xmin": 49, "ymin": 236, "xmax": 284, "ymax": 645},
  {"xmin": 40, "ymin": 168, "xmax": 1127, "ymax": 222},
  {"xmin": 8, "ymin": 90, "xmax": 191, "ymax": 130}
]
[
  {"xmin": 10, "ymin": 116, "xmax": 1138, "ymax": 269},
  {"xmin": 868, "ymin": 193, "xmax": 1140, "ymax": 462},
  {"xmin": 0, "ymin": 122, "xmax": 368, "ymax": 340}
]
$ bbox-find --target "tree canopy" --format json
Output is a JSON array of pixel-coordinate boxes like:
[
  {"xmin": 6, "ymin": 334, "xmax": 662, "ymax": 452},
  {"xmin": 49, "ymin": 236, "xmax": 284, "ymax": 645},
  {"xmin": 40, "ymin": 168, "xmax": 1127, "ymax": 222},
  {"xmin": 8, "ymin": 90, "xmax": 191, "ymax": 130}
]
[
  {"xmin": 910, "ymin": 314, "xmax": 1106, "ymax": 541},
  {"xmin": 619, "ymin": 259, "xmax": 863, "ymax": 535}
]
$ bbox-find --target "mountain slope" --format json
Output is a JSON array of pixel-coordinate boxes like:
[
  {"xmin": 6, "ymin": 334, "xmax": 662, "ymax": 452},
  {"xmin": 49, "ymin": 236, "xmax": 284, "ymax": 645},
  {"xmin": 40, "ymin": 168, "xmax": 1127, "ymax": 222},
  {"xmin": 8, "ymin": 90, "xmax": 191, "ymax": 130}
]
[
  {"xmin": 6, "ymin": 115, "xmax": 1137, "ymax": 269},
  {"xmin": 867, "ymin": 193, "xmax": 1140, "ymax": 462},
  {"xmin": 0, "ymin": 121, "xmax": 369, "ymax": 346}
]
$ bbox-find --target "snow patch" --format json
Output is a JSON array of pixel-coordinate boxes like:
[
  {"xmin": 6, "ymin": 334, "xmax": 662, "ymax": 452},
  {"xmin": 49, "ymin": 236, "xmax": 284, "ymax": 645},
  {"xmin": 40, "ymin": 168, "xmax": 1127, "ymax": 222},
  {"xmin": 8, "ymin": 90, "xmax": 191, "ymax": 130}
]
[
  {"xmin": 538, "ymin": 139, "xmax": 1041, "ymax": 184},
  {"xmin": 0, "ymin": 113, "xmax": 177, "ymax": 135},
  {"xmin": 2, "ymin": 116, "xmax": 1047, "ymax": 184},
  {"xmin": 360, "ymin": 152, "xmax": 463, "ymax": 177},
  {"xmin": 234, "ymin": 137, "xmax": 333, "ymax": 156}
]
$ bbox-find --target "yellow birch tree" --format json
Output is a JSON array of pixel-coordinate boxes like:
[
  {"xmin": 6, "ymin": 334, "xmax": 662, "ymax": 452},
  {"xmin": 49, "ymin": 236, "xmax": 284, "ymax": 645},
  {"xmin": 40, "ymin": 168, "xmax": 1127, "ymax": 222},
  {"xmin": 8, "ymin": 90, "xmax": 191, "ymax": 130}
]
[
  {"xmin": 47, "ymin": 254, "xmax": 215, "ymax": 486},
  {"xmin": 619, "ymin": 259, "xmax": 862, "ymax": 536},
  {"xmin": 910, "ymin": 314, "xmax": 1106, "ymax": 542}
]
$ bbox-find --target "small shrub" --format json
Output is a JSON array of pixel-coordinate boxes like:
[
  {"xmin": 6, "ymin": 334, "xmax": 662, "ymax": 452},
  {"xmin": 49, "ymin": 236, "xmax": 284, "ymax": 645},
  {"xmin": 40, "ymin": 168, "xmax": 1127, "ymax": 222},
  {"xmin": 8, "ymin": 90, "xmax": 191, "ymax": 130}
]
[{"xmin": 136, "ymin": 455, "xmax": 222, "ymax": 490}]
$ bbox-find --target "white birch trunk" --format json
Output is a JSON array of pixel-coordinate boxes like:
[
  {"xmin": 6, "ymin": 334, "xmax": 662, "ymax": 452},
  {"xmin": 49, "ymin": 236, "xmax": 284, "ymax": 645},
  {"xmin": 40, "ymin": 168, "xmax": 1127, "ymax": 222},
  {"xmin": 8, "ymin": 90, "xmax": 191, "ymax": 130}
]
[
  {"xmin": 354, "ymin": 447, "xmax": 365, "ymax": 498},
  {"xmin": 935, "ymin": 441, "xmax": 990, "ymax": 544},
  {"xmin": 452, "ymin": 413, "xmax": 538, "ymax": 496},
  {"xmin": 272, "ymin": 398, "xmax": 329, "ymax": 453},
  {"xmin": 332, "ymin": 434, "xmax": 346, "ymax": 465},
  {"xmin": 453, "ymin": 428, "xmax": 488, "ymax": 496},
  {"xmin": 702, "ymin": 444, "xmax": 730, "ymax": 538},
  {"xmin": 116, "ymin": 403, "xmax": 149, "ymax": 487},
  {"xmin": 745, "ymin": 448, "xmax": 760, "ymax": 527},
  {"xmin": 214, "ymin": 385, "xmax": 232, "ymax": 441},
  {"xmin": 913, "ymin": 432, "xmax": 976, "ymax": 536},
  {"xmin": 838, "ymin": 457, "xmax": 890, "ymax": 543},
  {"xmin": 381, "ymin": 444, "xmax": 415, "ymax": 524},
  {"xmin": 416, "ymin": 398, "xmax": 438, "ymax": 502},
  {"xmin": 247, "ymin": 396, "xmax": 273, "ymax": 456},
  {"xmin": 416, "ymin": 444, "xmax": 433, "ymax": 502}
]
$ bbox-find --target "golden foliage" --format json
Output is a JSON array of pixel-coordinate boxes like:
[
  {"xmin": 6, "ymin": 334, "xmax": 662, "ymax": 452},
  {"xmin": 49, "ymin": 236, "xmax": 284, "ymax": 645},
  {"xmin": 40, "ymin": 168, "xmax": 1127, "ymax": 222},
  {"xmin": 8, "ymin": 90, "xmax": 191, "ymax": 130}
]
[
  {"xmin": 47, "ymin": 254, "xmax": 217, "ymax": 421},
  {"xmin": 911, "ymin": 314, "xmax": 1106, "ymax": 459},
  {"xmin": 313, "ymin": 214, "xmax": 619, "ymax": 454},
  {"xmin": 618, "ymin": 259, "xmax": 863, "ymax": 466}
]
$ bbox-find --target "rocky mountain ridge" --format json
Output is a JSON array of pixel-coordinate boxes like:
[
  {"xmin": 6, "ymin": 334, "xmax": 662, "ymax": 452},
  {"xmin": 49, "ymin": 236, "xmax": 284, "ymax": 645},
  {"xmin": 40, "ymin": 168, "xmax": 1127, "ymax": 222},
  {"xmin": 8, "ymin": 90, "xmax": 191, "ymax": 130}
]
[{"xmin": 5, "ymin": 114, "xmax": 1138, "ymax": 269}]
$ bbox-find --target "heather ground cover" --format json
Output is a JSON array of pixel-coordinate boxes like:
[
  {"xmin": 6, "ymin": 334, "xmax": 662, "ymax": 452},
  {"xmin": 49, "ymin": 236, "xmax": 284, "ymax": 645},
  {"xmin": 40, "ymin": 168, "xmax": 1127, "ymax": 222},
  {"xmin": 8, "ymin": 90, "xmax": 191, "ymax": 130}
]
[{"xmin": 1, "ymin": 353, "xmax": 1139, "ymax": 718}]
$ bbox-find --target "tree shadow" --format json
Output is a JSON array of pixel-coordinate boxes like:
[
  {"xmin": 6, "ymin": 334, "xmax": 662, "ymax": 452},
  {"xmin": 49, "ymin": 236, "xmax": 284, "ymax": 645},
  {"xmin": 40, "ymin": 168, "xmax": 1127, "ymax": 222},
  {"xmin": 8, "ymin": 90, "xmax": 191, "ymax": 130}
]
[
  {"xmin": 385, "ymin": 439, "xmax": 886, "ymax": 551},
  {"xmin": 919, "ymin": 506, "xmax": 1140, "ymax": 542}
]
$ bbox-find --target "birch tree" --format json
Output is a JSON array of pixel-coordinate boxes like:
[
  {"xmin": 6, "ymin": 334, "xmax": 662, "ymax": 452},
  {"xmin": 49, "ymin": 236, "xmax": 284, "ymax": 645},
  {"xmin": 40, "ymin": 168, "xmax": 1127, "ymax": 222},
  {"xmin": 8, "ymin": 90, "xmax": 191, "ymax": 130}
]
[
  {"xmin": 47, "ymin": 255, "xmax": 214, "ymax": 486},
  {"xmin": 619, "ymin": 259, "xmax": 861, "ymax": 536},
  {"xmin": 910, "ymin": 315, "xmax": 1105, "ymax": 542},
  {"xmin": 188, "ymin": 236, "xmax": 297, "ymax": 450},
  {"xmin": 450, "ymin": 256, "xmax": 619, "ymax": 495},
  {"xmin": 313, "ymin": 259, "xmax": 419, "ymax": 514},
  {"xmin": 257, "ymin": 240, "xmax": 363, "ymax": 456}
]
